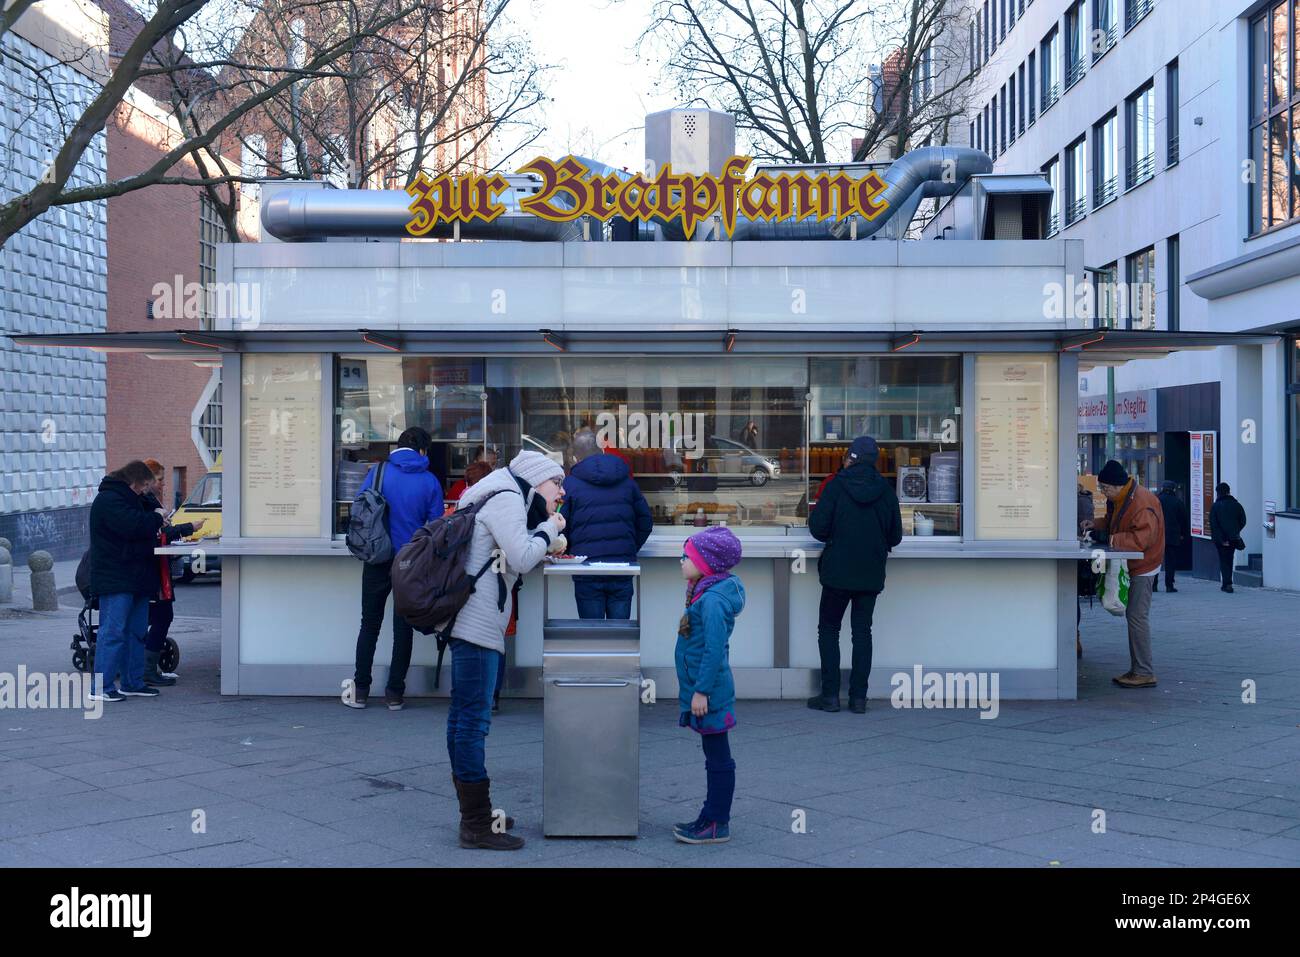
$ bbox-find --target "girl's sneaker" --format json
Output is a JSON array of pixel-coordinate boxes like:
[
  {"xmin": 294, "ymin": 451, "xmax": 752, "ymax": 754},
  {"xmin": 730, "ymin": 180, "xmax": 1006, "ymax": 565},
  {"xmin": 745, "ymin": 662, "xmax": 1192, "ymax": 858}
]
[
  {"xmin": 673, "ymin": 819, "xmax": 730, "ymax": 844},
  {"xmin": 674, "ymin": 813, "xmax": 705, "ymax": 832}
]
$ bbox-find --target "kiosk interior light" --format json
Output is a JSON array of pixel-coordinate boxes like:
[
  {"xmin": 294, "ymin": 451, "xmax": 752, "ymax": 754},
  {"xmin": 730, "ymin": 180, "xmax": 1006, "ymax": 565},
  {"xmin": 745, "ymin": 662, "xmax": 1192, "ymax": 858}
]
[
  {"xmin": 540, "ymin": 329, "xmax": 567, "ymax": 351},
  {"xmin": 725, "ymin": 329, "xmax": 737, "ymax": 352},
  {"xmin": 1061, "ymin": 332, "xmax": 1106, "ymax": 351},
  {"xmin": 178, "ymin": 333, "xmax": 227, "ymax": 351},
  {"xmin": 360, "ymin": 331, "xmax": 402, "ymax": 352},
  {"xmin": 890, "ymin": 333, "xmax": 921, "ymax": 352}
]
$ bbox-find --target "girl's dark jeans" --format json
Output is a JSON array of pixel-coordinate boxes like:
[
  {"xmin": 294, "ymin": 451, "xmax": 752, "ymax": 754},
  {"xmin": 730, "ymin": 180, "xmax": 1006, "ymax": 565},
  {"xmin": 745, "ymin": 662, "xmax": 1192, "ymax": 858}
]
[{"xmin": 700, "ymin": 731, "xmax": 736, "ymax": 824}]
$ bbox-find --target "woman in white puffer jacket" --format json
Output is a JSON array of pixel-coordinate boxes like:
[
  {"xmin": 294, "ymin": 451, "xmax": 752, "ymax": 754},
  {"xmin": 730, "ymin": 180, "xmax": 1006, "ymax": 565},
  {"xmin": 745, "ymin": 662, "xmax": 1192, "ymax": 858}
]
[{"xmin": 447, "ymin": 450, "xmax": 565, "ymax": 851}]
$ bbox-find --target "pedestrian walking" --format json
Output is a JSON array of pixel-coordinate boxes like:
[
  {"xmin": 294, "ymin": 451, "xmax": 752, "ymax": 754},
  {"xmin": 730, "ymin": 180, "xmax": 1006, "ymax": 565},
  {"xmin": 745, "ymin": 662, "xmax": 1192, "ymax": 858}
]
[
  {"xmin": 806, "ymin": 435, "xmax": 903, "ymax": 714},
  {"xmin": 1155, "ymin": 479, "xmax": 1188, "ymax": 593},
  {"xmin": 1210, "ymin": 482, "xmax": 1247, "ymax": 593},
  {"xmin": 674, "ymin": 526, "xmax": 744, "ymax": 845},
  {"xmin": 1088, "ymin": 460, "xmax": 1165, "ymax": 688}
]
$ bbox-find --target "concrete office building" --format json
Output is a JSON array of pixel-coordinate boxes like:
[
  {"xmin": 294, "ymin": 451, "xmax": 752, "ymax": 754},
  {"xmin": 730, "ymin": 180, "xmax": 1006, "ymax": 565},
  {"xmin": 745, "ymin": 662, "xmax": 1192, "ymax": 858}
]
[
  {"xmin": 960, "ymin": 0, "xmax": 1300, "ymax": 589},
  {"xmin": 0, "ymin": 0, "xmax": 109, "ymax": 562}
]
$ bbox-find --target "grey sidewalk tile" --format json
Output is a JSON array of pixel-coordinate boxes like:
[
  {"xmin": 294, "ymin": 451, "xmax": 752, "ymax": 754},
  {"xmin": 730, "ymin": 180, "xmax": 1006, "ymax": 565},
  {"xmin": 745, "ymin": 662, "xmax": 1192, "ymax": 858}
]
[
  {"xmin": 166, "ymin": 840, "xmax": 287, "ymax": 867},
  {"xmin": 1196, "ymin": 808, "xmax": 1298, "ymax": 835},
  {"xmin": 938, "ymin": 845, "xmax": 1051, "ymax": 867},
  {"xmin": 1238, "ymin": 834, "xmax": 1300, "ymax": 863}
]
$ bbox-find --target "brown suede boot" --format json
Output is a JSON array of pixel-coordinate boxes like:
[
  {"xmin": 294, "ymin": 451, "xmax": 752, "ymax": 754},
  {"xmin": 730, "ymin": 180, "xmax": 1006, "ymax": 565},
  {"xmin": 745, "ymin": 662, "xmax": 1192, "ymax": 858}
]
[
  {"xmin": 452, "ymin": 775, "xmax": 512, "ymax": 830},
  {"xmin": 454, "ymin": 777, "xmax": 524, "ymax": 850}
]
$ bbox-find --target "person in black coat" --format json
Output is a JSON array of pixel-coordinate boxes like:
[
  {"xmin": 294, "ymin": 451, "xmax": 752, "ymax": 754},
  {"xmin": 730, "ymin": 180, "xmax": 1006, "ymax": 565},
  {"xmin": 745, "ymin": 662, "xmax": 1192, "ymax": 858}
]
[
  {"xmin": 87, "ymin": 461, "xmax": 167, "ymax": 701},
  {"xmin": 561, "ymin": 428, "xmax": 653, "ymax": 619},
  {"xmin": 806, "ymin": 435, "xmax": 903, "ymax": 714},
  {"xmin": 1210, "ymin": 482, "xmax": 1247, "ymax": 593},
  {"xmin": 1155, "ymin": 480, "xmax": 1189, "ymax": 593}
]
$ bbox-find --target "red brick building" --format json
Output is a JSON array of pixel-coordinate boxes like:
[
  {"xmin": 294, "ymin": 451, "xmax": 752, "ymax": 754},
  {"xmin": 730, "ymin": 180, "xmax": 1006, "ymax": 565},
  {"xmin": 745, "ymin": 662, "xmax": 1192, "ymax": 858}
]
[{"xmin": 98, "ymin": 0, "xmax": 241, "ymax": 505}]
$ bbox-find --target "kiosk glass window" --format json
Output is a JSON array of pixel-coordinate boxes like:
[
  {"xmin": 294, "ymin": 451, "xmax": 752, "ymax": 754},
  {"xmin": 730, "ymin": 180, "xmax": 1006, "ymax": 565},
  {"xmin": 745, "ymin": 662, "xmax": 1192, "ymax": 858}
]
[
  {"xmin": 810, "ymin": 356, "xmax": 962, "ymax": 537},
  {"xmin": 333, "ymin": 356, "xmax": 486, "ymax": 533},
  {"xmin": 485, "ymin": 357, "xmax": 808, "ymax": 528},
  {"xmin": 1289, "ymin": 336, "xmax": 1300, "ymax": 508}
]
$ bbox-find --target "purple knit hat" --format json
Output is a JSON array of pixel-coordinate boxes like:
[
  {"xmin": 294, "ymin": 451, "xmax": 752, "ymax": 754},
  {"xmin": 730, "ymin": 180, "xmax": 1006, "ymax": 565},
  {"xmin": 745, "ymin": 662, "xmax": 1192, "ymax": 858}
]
[{"xmin": 684, "ymin": 526, "xmax": 743, "ymax": 577}]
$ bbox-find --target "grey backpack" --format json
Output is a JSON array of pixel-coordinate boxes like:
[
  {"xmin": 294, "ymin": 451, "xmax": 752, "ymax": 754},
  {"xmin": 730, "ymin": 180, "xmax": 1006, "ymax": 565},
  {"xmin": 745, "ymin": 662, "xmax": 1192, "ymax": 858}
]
[{"xmin": 346, "ymin": 462, "xmax": 392, "ymax": 564}]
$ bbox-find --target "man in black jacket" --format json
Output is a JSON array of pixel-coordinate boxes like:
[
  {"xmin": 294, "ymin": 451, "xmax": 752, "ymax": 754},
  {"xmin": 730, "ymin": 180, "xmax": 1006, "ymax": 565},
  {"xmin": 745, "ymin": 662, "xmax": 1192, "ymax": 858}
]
[
  {"xmin": 807, "ymin": 435, "xmax": 904, "ymax": 714},
  {"xmin": 1155, "ymin": 480, "xmax": 1189, "ymax": 593},
  {"xmin": 1210, "ymin": 482, "xmax": 1247, "ymax": 593},
  {"xmin": 88, "ymin": 461, "xmax": 167, "ymax": 702}
]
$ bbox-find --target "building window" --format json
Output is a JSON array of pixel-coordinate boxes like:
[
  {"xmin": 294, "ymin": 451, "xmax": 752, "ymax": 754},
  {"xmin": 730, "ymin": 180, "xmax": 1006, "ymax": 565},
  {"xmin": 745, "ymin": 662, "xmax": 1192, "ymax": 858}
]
[
  {"xmin": 197, "ymin": 374, "xmax": 223, "ymax": 464},
  {"xmin": 1008, "ymin": 76, "xmax": 1016, "ymax": 145},
  {"xmin": 1065, "ymin": 135, "xmax": 1088, "ymax": 226},
  {"xmin": 984, "ymin": 1, "xmax": 991, "ymax": 61},
  {"xmin": 1125, "ymin": 0, "xmax": 1154, "ymax": 32},
  {"xmin": 1167, "ymin": 234, "xmax": 1180, "ymax": 331},
  {"xmin": 199, "ymin": 195, "xmax": 228, "ymax": 331},
  {"xmin": 1043, "ymin": 156, "xmax": 1061, "ymax": 235},
  {"xmin": 1041, "ymin": 26, "xmax": 1061, "ymax": 111},
  {"xmin": 992, "ymin": 94, "xmax": 999, "ymax": 156},
  {"xmin": 970, "ymin": 120, "xmax": 977, "ymax": 150},
  {"xmin": 1126, "ymin": 247, "xmax": 1156, "ymax": 330},
  {"xmin": 1017, "ymin": 63, "xmax": 1026, "ymax": 134},
  {"xmin": 240, "ymin": 134, "xmax": 266, "ymax": 201},
  {"xmin": 1288, "ymin": 336, "xmax": 1300, "ymax": 508},
  {"xmin": 1095, "ymin": 263, "xmax": 1119, "ymax": 329},
  {"xmin": 1126, "ymin": 80, "xmax": 1156, "ymax": 189},
  {"xmin": 1028, "ymin": 50, "xmax": 1037, "ymax": 124},
  {"xmin": 1000, "ymin": 87, "xmax": 1008, "ymax": 152},
  {"xmin": 1167, "ymin": 58, "xmax": 1180, "ymax": 166},
  {"xmin": 1094, "ymin": 0, "xmax": 1118, "ymax": 60},
  {"xmin": 1065, "ymin": 1, "xmax": 1088, "ymax": 90},
  {"xmin": 1093, "ymin": 111, "xmax": 1119, "ymax": 208},
  {"xmin": 970, "ymin": 20, "xmax": 977, "ymax": 73},
  {"xmin": 1249, "ymin": 1, "xmax": 1300, "ymax": 235}
]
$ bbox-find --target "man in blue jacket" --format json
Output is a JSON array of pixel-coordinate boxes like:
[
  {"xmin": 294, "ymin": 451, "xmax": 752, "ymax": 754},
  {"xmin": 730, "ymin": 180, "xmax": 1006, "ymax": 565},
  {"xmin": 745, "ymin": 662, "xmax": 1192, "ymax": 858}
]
[
  {"xmin": 346, "ymin": 427, "xmax": 444, "ymax": 711},
  {"xmin": 562, "ymin": 428, "xmax": 653, "ymax": 619}
]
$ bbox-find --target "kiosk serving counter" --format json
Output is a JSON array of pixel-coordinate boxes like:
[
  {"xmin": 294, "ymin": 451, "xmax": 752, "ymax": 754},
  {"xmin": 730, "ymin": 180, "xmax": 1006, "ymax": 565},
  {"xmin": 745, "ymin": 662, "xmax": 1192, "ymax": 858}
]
[
  {"xmin": 148, "ymin": 230, "xmax": 1124, "ymax": 703},
  {"xmin": 20, "ymin": 229, "xmax": 1254, "ymax": 700}
]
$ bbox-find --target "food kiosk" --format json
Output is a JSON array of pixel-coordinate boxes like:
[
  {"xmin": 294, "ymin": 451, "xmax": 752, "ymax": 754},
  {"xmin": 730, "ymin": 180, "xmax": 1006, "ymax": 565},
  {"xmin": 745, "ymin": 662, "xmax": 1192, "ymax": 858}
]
[{"xmin": 17, "ymin": 111, "xmax": 1265, "ymax": 701}]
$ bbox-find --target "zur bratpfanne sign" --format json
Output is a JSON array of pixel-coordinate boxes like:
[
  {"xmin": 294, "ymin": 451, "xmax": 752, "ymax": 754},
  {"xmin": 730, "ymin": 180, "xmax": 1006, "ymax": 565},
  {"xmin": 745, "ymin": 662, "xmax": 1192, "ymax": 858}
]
[{"xmin": 405, "ymin": 155, "xmax": 890, "ymax": 239}]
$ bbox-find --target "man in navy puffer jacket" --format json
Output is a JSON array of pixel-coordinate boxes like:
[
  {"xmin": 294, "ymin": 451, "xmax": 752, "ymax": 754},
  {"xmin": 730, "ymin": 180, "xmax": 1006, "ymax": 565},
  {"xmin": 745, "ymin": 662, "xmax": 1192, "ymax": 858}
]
[{"xmin": 562, "ymin": 428, "xmax": 653, "ymax": 619}]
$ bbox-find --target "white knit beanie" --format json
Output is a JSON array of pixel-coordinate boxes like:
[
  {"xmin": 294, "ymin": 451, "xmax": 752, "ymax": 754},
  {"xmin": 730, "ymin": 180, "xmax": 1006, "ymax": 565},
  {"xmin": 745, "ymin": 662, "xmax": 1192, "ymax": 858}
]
[{"xmin": 509, "ymin": 450, "xmax": 564, "ymax": 488}]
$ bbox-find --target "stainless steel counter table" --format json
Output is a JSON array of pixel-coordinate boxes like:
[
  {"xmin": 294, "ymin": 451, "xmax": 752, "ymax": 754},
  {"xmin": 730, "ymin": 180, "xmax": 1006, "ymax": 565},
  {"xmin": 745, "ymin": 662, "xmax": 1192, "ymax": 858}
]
[{"xmin": 541, "ymin": 562, "xmax": 642, "ymax": 838}]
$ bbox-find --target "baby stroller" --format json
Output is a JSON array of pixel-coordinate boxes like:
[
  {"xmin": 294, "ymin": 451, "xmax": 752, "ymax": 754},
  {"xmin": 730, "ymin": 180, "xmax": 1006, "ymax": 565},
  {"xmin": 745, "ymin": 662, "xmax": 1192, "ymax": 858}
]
[{"xmin": 70, "ymin": 551, "xmax": 180, "ymax": 675}]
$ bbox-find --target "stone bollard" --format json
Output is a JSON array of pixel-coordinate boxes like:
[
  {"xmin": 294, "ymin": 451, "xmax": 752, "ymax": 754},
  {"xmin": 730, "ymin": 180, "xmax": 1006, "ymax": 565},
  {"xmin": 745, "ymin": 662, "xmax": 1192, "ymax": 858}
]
[
  {"xmin": 0, "ymin": 544, "xmax": 12, "ymax": 604},
  {"xmin": 28, "ymin": 550, "xmax": 59, "ymax": 612}
]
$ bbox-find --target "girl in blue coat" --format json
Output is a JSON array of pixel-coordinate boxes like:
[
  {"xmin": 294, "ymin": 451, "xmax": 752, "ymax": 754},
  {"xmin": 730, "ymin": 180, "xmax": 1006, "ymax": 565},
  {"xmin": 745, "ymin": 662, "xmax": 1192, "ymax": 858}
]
[{"xmin": 674, "ymin": 526, "xmax": 745, "ymax": 844}]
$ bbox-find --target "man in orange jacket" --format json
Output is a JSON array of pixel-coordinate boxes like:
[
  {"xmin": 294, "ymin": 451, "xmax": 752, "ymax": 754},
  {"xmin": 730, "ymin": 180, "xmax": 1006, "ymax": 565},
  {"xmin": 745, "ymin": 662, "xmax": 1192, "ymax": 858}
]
[{"xmin": 1088, "ymin": 460, "xmax": 1165, "ymax": 688}]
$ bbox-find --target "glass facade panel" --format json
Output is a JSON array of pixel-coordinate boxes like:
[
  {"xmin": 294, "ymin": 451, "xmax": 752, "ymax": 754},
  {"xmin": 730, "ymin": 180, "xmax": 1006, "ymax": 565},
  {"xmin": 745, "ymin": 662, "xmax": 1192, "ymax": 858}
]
[
  {"xmin": 810, "ymin": 357, "xmax": 962, "ymax": 537},
  {"xmin": 486, "ymin": 357, "xmax": 807, "ymax": 528}
]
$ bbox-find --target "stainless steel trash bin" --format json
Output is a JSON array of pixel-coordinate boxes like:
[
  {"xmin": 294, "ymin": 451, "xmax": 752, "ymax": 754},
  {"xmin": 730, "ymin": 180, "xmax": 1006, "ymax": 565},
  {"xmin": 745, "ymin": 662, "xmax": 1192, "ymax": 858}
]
[{"xmin": 542, "ymin": 563, "xmax": 641, "ymax": 838}]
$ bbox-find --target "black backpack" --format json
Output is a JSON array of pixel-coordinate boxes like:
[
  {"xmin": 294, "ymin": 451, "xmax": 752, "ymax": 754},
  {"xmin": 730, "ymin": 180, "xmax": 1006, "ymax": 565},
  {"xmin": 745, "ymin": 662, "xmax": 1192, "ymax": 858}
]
[
  {"xmin": 346, "ymin": 462, "xmax": 392, "ymax": 565},
  {"xmin": 391, "ymin": 485, "xmax": 517, "ymax": 687}
]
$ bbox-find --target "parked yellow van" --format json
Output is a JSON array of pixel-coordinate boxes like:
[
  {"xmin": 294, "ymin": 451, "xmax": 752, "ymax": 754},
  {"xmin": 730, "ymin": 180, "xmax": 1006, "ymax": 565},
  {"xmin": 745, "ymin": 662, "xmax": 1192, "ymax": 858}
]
[{"xmin": 171, "ymin": 455, "xmax": 222, "ymax": 581}]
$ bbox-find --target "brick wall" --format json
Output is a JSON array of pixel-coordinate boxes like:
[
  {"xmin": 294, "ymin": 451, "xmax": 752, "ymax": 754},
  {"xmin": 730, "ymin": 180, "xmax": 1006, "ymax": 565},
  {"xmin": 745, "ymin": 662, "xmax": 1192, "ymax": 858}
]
[{"xmin": 104, "ymin": 99, "xmax": 213, "ymax": 504}]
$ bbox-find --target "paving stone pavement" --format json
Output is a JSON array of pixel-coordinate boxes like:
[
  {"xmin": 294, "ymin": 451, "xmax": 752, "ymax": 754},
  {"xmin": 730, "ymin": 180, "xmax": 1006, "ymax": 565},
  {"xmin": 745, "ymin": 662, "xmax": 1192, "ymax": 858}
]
[{"xmin": 0, "ymin": 576, "xmax": 1297, "ymax": 867}]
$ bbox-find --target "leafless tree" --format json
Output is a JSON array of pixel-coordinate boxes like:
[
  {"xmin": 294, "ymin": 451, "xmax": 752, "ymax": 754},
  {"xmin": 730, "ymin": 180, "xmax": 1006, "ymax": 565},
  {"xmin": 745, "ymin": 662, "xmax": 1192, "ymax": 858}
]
[
  {"xmin": 0, "ymin": 0, "xmax": 545, "ymax": 248},
  {"xmin": 639, "ymin": 0, "xmax": 977, "ymax": 165}
]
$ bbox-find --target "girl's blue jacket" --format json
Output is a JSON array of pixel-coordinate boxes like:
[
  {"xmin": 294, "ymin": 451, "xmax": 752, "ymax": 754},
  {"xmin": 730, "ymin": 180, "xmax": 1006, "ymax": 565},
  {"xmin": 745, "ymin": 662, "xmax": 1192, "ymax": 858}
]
[{"xmin": 675, "ymin": 575, "xmax": 745, "ymax": 734}]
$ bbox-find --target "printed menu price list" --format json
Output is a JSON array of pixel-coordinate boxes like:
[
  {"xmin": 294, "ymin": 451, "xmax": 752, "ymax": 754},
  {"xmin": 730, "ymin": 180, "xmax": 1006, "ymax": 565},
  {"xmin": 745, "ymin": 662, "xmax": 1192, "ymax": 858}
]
[
  {"xmin": 241, "ymin": 354, "xmax": 323, "ymax": 537},
  {"xmin": 974, "ymin": 356, "xmax": 1058, "ymax": 540}
]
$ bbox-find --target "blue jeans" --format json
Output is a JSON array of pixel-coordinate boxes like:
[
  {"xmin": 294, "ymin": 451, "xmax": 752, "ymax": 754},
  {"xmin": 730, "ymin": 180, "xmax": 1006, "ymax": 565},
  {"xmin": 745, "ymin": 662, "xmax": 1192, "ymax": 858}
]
[
  {"xmin": 700, "ymin": 731, "xmax": 735, "ymax": 824},
  {"xmin": 97, "ymin": 593, "xmax": 150, "ymax": 693},
  {"xmin": 446, "ymin": 639, "xmax": 500, "ymax": 782},
  {"xmin": 574, "ymin": 576, "xmax": 633, "ymax": 620}
]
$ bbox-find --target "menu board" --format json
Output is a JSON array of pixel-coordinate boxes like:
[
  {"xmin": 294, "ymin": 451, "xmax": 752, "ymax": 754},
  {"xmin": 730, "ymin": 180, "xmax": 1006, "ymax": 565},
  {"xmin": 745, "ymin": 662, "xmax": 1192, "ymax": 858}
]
[
  {"xmin": 975, "ymin": 355, "xmax": 1058, "ymax": 540},
  {"xmin": 241, "ymin": 354, "xmax": 323, "ymax": 537},
  {"xmin": 1189, "ymin": 431, "xmax": 1217, "ymax": 539}
]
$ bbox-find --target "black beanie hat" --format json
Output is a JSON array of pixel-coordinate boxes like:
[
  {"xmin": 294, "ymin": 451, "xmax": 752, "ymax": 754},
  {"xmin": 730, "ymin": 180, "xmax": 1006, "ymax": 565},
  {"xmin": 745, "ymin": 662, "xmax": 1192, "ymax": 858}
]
[{"xmin": 1097, "ymin": 460, "xmax": 1128, "ymax": 486}]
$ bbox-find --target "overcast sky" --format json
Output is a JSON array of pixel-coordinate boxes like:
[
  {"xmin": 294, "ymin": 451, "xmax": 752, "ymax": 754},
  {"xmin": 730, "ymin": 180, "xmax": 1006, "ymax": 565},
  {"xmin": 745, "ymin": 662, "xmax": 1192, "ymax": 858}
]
[{"xmin": 497, "ymin": 0, "xmax": 678, "ymax": 173}]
